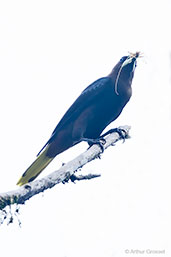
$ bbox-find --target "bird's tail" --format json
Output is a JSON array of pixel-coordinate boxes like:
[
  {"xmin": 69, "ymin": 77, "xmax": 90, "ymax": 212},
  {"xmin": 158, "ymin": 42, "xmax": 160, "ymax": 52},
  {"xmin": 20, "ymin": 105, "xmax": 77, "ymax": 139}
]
[{"xmin": 17, "ymin": 146, "xmax": 54, "ymax": 186}]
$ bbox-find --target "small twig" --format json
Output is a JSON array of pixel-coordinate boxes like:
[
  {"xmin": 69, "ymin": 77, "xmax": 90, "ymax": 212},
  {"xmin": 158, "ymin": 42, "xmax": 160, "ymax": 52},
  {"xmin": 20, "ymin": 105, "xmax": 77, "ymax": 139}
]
[
  {"xmin": 0, "ymin": 125, "xmax": 131, "ymax": 211},
  {"xmin": 69, "ymin": 173, "xmax": 101, "ymax": 183}
]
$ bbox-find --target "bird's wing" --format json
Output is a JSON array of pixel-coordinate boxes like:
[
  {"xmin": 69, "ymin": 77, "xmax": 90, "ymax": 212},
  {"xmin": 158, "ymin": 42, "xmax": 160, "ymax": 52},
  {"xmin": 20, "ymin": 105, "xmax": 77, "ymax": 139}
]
[
  {"xmin": 52, "ymin": 77, "xmax": 112, "ymax": 134},
  {"xmin": 37, "ymin": 77, "xmax": 112, "ymax": 155}
]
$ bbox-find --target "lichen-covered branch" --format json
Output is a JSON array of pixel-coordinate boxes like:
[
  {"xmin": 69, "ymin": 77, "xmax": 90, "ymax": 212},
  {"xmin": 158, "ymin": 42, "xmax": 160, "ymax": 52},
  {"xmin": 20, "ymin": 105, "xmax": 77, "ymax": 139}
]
[{"xmin": 0, "ymin": 126, "xmax": 130, "ymax": 211}]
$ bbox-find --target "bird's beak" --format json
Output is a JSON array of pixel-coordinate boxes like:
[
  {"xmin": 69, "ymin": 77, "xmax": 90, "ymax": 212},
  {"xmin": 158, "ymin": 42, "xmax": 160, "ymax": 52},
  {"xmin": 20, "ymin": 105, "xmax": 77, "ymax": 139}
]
[{"xmin": 122, "ymin": 51, "xmax": 141, "ymax": 68}]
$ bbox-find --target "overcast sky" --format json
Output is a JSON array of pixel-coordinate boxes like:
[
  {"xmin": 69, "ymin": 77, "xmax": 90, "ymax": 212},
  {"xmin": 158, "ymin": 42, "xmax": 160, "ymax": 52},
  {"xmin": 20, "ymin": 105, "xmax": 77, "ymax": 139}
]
[{"xmin": 0, "ymin": 1, "xmax": 171, "ymax": 257}]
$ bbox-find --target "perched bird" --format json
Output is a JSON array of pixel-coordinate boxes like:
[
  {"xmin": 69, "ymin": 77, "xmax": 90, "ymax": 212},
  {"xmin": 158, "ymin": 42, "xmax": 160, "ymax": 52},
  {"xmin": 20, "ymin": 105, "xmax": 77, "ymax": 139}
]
[{"xmin": 17, "ymin": 52, "xmax": 140, "ymax": 186}]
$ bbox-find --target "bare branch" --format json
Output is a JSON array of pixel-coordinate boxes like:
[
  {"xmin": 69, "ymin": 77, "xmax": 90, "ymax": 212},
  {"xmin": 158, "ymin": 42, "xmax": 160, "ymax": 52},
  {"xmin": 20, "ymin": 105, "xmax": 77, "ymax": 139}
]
[{"xmin": 0, "ymin": 125, "xmax": 131, "ymax": 211}]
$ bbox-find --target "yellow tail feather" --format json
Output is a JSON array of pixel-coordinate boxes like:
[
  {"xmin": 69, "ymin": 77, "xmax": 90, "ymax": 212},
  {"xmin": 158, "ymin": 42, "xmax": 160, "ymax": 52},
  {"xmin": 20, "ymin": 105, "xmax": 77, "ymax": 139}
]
[{"xmin": 17, "ymin": 147, "xmax": 54, "ymax": 186}]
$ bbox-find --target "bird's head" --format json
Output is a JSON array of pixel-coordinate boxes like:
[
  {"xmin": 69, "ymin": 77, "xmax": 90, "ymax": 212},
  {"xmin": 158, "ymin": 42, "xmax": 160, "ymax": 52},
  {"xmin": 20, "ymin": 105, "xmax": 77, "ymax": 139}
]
[{"xmin": 109, "ymin": 52, "xmax": 141, "ymax": 95}]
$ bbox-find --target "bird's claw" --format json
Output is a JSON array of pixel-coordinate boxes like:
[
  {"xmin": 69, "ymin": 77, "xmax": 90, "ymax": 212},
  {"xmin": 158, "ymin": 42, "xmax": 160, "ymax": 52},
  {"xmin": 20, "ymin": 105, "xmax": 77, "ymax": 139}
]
[
  {"xmin": 100, "ymin": 127, "xmax": 127, "ymax": 143},
  {"xmin": 85, "ymin": 137, "xmax": 106, "ymax": 153},
  {"xmin": 91, "ymin": 138, "xmax": 106, "ymax": 153},
  {"xmin": 96, "ymin": 138, "xmax": 106, "ymax": 153},
  {"xmin": 114, "ymin": 128, "xmax": 127, "ymax": 143}
]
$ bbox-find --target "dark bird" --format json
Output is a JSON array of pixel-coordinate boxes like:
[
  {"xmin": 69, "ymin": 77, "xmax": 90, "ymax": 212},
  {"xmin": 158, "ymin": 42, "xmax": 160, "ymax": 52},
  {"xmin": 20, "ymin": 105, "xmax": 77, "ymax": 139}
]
[{"xmin": 17, "ymin": 52, "xmax": 140, "ymax": 186}]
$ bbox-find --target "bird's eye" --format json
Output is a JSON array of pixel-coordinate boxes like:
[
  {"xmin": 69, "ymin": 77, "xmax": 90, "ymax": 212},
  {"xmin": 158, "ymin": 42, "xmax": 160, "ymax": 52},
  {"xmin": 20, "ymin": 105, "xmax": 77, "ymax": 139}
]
[{"xmin": 120, "ymin": 56, "xmax": 127, "ymax": 62}]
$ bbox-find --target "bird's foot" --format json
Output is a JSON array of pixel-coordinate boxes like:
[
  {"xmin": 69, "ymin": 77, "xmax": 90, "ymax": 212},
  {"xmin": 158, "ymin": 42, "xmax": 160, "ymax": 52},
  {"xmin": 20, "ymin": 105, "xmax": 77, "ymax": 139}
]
[
  {"xmin": 100, "ymin": 127, "xmax": 127, "ymax": 143},
  {"xmin": 82, "ymin": 137, "xmax": 106, "ymax": 153}
]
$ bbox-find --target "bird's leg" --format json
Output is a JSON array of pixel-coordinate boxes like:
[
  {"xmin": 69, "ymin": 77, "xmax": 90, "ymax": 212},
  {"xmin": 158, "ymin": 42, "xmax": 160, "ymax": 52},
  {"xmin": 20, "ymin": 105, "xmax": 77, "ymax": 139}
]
[
  {"xmin": 82, "ymin": 137, "xmax": 106, "ymax": 153},
  {"xmin": 82, "ymin": 128, "xmax": 127, "ymax": 153},
  {"xmin": 100, "ymin": 127, "xmax": 127, "ymax": 142}
]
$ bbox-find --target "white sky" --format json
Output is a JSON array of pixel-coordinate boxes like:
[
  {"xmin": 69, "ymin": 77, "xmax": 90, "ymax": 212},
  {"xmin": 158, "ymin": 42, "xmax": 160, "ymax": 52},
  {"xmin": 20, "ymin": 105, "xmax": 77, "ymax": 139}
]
[{"xmin": 0, "ymin": 0, "xmax": 171, "ymax": 256}]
